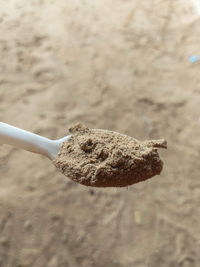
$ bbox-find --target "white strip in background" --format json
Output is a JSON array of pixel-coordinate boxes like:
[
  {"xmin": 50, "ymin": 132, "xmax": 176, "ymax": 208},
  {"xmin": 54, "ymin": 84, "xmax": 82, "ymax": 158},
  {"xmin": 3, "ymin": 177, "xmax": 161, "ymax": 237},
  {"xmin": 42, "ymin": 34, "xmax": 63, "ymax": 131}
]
[{"xmin": 192, "ymin": 0, "xmax": 200, "ymax": 15}]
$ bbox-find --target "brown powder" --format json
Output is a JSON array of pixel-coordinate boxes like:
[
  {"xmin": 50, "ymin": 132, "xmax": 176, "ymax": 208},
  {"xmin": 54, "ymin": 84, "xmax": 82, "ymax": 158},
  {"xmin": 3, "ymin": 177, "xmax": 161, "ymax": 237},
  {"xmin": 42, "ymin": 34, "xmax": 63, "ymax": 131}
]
[{"xmin": 53, "ymin": 123, "xmax": 167, "ymax": 187}]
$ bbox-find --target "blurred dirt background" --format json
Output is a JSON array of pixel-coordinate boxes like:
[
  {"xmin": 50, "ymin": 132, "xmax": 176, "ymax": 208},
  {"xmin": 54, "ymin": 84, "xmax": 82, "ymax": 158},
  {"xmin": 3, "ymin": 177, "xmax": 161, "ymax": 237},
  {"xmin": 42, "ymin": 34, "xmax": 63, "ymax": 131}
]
[{"xmin": 0, "ymin": 0, "xmax": 200, "ymax": 266}]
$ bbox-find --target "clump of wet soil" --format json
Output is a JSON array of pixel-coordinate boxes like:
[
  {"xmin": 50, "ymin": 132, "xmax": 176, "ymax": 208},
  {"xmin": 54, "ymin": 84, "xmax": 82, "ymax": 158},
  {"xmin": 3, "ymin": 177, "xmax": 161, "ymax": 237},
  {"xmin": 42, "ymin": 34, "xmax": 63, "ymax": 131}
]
[{"xmin": 53, "ymin": 123, "xmax": 167, "ymax": 187}]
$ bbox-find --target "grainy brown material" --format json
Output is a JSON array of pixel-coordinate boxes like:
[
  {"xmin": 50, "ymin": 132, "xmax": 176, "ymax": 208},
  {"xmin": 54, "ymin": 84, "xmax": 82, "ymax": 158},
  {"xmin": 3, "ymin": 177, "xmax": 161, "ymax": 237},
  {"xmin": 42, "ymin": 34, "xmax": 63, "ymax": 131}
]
[{"xmin": 53, "ymin": 123, "xmax": 167, "ymax": 187}]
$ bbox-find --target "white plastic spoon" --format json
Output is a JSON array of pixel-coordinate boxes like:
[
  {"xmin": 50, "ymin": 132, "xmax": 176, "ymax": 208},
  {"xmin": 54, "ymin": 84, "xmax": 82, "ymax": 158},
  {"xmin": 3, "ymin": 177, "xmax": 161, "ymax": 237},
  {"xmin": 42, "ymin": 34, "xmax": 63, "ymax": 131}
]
[
  {"xmin": 0, "ymin": 122, "xmax": 167, "ymax": 187},
  {"xmin": 0, "ymin": 122, "xmax": 71, "ymax": 159}
]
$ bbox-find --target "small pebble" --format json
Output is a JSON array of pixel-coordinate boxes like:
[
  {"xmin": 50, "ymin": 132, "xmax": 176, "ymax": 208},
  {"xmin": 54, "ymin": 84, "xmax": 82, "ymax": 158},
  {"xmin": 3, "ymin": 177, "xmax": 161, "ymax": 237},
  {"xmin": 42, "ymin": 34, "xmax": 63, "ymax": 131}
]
[{"xmin": 134, "ymin": 210, "xmax": 141, "ymax": 225}]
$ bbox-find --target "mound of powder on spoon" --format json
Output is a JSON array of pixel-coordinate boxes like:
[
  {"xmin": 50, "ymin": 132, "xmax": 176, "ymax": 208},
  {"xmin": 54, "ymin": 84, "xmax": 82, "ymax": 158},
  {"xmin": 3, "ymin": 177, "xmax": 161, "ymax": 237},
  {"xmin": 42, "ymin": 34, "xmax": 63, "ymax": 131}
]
[{"xmin": 53, "ymin": 123, "xmax": 167, "ymax": 187}]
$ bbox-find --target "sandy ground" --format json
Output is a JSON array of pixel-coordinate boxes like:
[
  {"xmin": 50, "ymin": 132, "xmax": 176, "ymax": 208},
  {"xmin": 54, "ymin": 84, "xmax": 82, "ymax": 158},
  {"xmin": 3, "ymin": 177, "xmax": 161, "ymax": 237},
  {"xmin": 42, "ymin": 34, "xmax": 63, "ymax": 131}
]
[{"xmin": 0, "ymin": 0, "xmax": 200, "ymax": 266}]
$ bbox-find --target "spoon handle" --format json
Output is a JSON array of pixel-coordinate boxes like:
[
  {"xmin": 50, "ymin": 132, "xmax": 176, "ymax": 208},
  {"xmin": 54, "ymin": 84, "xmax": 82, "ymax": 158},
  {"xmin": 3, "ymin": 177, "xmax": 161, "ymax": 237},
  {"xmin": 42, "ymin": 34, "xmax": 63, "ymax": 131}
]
[{"xmin": 0, "ymin": 122, "xmax": 54, "ymax": 158}]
